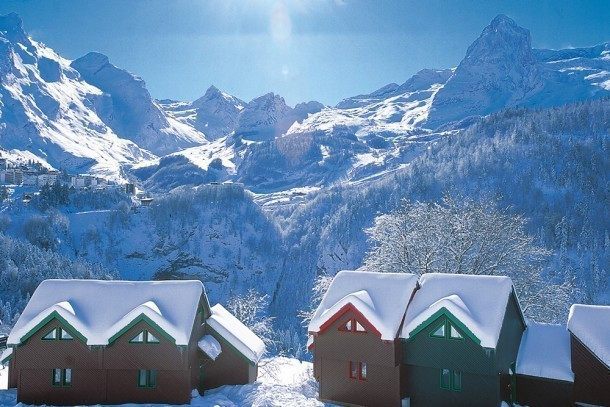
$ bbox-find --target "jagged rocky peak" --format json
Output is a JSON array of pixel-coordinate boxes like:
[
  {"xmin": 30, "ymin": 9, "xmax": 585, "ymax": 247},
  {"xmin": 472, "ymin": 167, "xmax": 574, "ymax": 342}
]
[
  {"xmin": 425, "ymin": 14, "xmax": 543, "ymax": 128},
  {"xmin": 0, "ymin": 13, "xmax": 28, "ymax": 44},
  {"xmin": 463, "ymin": 14, "xmax": 536, "ymax": 66}
]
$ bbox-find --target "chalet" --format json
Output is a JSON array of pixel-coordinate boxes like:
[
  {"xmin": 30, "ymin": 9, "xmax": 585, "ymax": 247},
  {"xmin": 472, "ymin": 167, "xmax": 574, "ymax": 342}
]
[
  {"xmin": 308, "ymin": 271, "xmax": 419, "ymax": 407},
  {"xmin": 3, "ymin": 279, "xmax": 265, "ymax": 406},
  {"xmin": 567, "ymin": 304, "xmax": 610, "ymax": 407},
  {"xmin": 400, "ymin": 273, "xmax": 526, "ymax": 407},
  {"xmin": 515, "ymin": 323, "xmax": 574, "ymax": 407}
]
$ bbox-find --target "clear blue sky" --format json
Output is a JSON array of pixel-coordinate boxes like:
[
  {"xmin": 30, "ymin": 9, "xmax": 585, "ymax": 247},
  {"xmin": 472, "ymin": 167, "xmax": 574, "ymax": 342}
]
[{"xmin": 2, "ymin": 0, "xmax": 609, "ymax": 105}]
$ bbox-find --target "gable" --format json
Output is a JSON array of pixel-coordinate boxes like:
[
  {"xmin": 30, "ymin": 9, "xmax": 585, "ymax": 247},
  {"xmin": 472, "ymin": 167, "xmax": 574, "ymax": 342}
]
[
  {"xmin": 107, "ymin": 314, "xmax": 176, "ymax": 346},
  {"xmin": 405, "ymin": 308, "xmax": 481, "ymax": 346},
  {"xmin": 317, "ymin": 303, "xmax": 382, "ymax": 339},
  {"xmin": 17, "ymin": 311, "xmax": 87, "ymax": 346}
]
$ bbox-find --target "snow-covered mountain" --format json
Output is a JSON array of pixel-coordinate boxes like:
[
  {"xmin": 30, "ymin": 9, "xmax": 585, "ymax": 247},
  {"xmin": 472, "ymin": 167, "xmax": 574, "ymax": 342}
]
[
  {"xmin": 70, "ymin": 52, "xmax": 205, "ymax": 155},
  {"xmin": 0, "ymin": 13, "xmax": 154, "ymax": 180},
  {"xmin": 425, "ymin": 14, "xmax": 610, "ymax": 128},
  {"xmin": 234, "ymin": 93, "xmax": 323, "ymax": 142},
  {"xmin": 159, "ymin": 85, "xmax": 246, "ymax": 140}
]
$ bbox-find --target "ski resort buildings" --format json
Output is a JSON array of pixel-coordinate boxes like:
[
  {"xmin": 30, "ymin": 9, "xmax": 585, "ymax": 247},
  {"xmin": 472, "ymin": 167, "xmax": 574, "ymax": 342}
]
[
  {"xmin": 308, "ymin": 271, "xmax": 610, "ymax": 407},
  {"xmin": 0, "ymin": 280, "xmax": 265, "ymax": 405}
]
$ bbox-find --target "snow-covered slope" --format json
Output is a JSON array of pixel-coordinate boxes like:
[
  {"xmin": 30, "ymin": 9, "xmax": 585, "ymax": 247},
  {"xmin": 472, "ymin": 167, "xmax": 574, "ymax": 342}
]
[
  {"xmin": 71, "ymin": 52, "xmax": 206, "ymax": 155},
  {"xmin": 0, "ymin": 13, "xmax": 154, "ymax": 180}
]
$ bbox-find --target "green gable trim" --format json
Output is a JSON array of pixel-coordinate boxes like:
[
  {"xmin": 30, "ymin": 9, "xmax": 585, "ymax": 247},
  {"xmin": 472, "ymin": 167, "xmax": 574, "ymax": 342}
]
[
  {"xmin": 206, "ymin": 324, "xmax": 256, "ymax": 366},
  {"xmin": 406, "ymin": 307, "xmax": 482, "ymax": 346},
  {"xmin": 18, "ymin": 311, "xmax": 87, "ymax": 345},
  {"xmin": 1, "ymin": 350, "xmax": 13, "ymax": 364},
  {"xmin": 107, "ymin": 314, "xmax": 176, "ymax": 345}
]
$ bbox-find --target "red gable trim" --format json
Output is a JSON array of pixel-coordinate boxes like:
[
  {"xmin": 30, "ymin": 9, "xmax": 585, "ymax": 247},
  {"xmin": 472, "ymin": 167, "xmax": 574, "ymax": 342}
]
[{"xmin": 317, "ymin": 303, "xmax": 382, "ymax": 339}]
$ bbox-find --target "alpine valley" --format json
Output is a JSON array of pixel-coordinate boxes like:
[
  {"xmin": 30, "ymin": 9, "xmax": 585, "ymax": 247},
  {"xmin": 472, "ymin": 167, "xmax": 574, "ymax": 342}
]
[{"xmin": 0, "ymin": 11, "xmax": 608, "ymax": 340}]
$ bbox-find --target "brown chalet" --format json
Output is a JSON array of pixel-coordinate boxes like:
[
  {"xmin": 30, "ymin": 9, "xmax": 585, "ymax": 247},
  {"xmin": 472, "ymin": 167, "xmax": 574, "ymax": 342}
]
[
  {"xmin": 1, "ymin": 279, "xmax": 265, "ymax": 405},
  {"xmin": 307, "ymin": 270, "xmax": 419, "ymax": 407},
  {"xmin": 567, "ymin": 304, "xmax": 610, "ymax": 407}
]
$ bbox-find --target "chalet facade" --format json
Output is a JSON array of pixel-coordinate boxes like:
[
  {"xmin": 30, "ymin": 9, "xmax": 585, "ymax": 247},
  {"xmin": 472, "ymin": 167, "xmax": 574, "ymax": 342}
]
[
  {"xmin": 307, "ymin": 271, "xmax": 419, "ymax": 407},
  {"xmin": 400, "ymin": 274, "xmax": 526, "ymax": 407},
  {"xmin": 1, "ymin": 279, "xmax": 265, "ymax": 405},
  {"xmin": 309, "ymin": 271, "xmax": 610, "ymax": 407},
  {"xmin": 567, "ymin": 304, "xmax": 610, "ymax": 407}
]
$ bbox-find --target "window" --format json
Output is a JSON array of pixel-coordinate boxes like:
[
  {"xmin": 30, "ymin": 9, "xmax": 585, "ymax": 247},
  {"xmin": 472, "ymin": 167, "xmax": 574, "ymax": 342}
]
[
  {"xmin": 43, "ymin": 329, "xmax": 57, "ymax": 341},
  {"xmin": 440, "ymin": 368, "xmax": 450, "ymax": 390},
  {"xmin": 431, "ymin": 322, "xmax": 446, "ymax": 338},
  {"xmin": 60, "ymin": 329, "xmax": 73, "ymax": 340},
  {"xmin": 52, "ymin": 368, "xmax": 72, "ymax": 387},
  {"xmin": 453, "ymin": 370, "xmax": 462, "ymax": 391},
  {"xmin": 43, "ymin": 328, "xmax": 73, "ymax": 341},
  {"xmin": 449, "ymin": 324, "xmax": 463, "ymax": 340},
  {"xmin": 440, "ymin": 368, "xmax": 462, "ymax": 392},
  {"xmin": 430, "ymin": 320, "xmax": 464, "ymax": 341},
  {"xmin": 130, "ymin": 330, "xmax": 160, "ymax": 344},
  {"xmin": 339, "ymin": 318, "xmax": 367, "ymax": 334},
  {"xmin": 339, "ymin": 319, "xmax": 352, "ymax": 332},
  {"xmin": 349, "ymin": 361, "xmax": 367, "ymax": 381},
  {"xmin": 137, "ymin": 369, "xmax": 158, "ymax": 388}
]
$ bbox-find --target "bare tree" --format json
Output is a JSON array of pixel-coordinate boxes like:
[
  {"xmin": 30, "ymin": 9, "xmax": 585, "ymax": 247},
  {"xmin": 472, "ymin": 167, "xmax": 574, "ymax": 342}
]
[
  {"xmin": 227, "ymin": 288, "xmax": 275, "ymax": 349},
  {"xmin": 363, "ymin": 195, "xmax": 571, "ymax": 323},
  {"xmin": 299, "ymin": 274, "xmax": 333, "ymax": 327}
]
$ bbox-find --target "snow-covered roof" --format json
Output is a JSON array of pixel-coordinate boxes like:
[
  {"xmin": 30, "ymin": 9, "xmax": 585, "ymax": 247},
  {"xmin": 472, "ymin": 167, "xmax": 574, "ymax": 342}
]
[
  {"xmin": 198, "ymin": 335, "xmax": 222, "ymax": 360},
  {"xmin": 516, "ymin": 323, "xmax": 573, "ymax": 382},
  {"xmin": 401, "ymin": 273, "xmax": 519, "ymax": 348},
  {"xmin": 0, "ymin": 347, "xmax": 13, "ymax": 365},
  {"xmin": 207, "ymin": 304, "xmax": 265, "ymax": 364},
  {"xmin": 8, "ymin": 279, "xmax": 205, "ymax": 347},
  {"xmin": 308, "ymin": 270, "xmax": 419, "ymax": 341},
  {"xmin": 568, "ymin": 304, "xmax": 610, "ymax": 368}
]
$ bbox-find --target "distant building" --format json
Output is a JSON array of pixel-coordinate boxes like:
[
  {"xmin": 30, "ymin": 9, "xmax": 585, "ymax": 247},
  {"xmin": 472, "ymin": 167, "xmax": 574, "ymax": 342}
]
[
  {"xmin": 140, "ymin": 197, "xmax": 154, "ymax": 206},
  {"xmin": 23, "ymin": 172, "xmax": 38, "ymax": 186},
  {"xmin": 37, "ymin": 173, "xmax": 58, "ymax": 187},
  {"xmin": 125, "ymin": 183, "xmax": 136, "ymax": 195}
]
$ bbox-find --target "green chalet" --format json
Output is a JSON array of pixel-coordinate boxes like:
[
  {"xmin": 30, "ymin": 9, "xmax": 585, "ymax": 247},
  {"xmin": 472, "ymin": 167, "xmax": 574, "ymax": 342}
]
[{"xmin": 399, "ymin": 273, "xmax": 526, "ymax": 407}]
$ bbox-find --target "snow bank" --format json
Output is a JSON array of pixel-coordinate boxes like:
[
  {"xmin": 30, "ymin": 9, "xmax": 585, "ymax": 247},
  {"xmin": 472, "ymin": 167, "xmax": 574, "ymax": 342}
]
[
  {"xmin": 308, "ymin": 270, "xmax": 418, "ymax": 340},
  {"xmin": 401, "ymin": 273, "xmax": 517, "ymax": 348},
  {"xmin": 568, "ymin": 304, "xmax": 610, "ymax": 367},
  {"xmin": 516, "ymin": 322, "xmax": 573, "ymax": 382},
  {"xmin": 198, "ymin": 334, "xmax": 222, "ymax": 360},
  {"xmin": 207, "ymin": 304, "xmax": 265, "ymax": 364},
  {"xmin": 8, "ymin": 280, "xmax": 205, "ymax": 346}
]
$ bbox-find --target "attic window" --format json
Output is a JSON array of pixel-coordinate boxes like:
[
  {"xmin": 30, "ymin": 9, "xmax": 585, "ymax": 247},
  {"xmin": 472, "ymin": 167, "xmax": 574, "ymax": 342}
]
[
  {"xmin": 430, "ymin": 322, "xmax": 446, "ymax": 338},
  {"xmin": 42, "ymin": 329, "xmax": 57, "ymax": 341},
  {"xmin": 130, "ymin": 330, "xmax": 160, "ymax": 344},
  {"xmin": 339, "ymin": 318, "xmax": 367, "ymax": 334},
  {"xmin": 430, "ymin": 320, "xmax": 464, "ymax": 341},
  {"xmin": 42, "ymin": 328, "xmax": 73, "ymax": 341},
  {"xmin": 449, "ymin": 324, "xmax": 463, "ymax": 340},
  {"xmin": 339, "ymin": 319, "xmax": 353, "ymax": 332}
]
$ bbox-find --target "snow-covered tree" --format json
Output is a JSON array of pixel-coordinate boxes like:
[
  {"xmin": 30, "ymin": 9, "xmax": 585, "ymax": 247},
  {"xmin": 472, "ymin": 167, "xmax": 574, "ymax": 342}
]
[
  {"xmin": 363, "ymin": 195, "xmax": 571, "ymax": 322},
  {"xmin": 299, "ymin": 273, "xmax": 333, "ymax": 327},
  {"xmin": 227, "ymin": 288, "xmax": 275, "ymax": 349}
]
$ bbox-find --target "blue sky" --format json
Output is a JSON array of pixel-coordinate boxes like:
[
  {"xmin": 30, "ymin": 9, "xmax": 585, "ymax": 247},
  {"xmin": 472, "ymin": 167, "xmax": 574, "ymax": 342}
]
[{"xmin": 2, "ymin": 0, "xmax": 609, "ymax": 105}]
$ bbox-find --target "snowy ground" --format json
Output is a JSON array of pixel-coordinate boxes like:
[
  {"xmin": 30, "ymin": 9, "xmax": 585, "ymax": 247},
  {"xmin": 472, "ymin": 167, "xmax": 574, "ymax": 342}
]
[{"xmin": 0, "ymin": 357, "xmax": 323, "ymax": 406}]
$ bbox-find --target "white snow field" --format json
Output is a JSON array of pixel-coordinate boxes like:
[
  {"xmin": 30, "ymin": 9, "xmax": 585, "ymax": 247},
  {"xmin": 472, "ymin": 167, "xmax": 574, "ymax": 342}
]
[{"xmin": 0, "ymin": 357, "xmax": 323, "ymax": 406}]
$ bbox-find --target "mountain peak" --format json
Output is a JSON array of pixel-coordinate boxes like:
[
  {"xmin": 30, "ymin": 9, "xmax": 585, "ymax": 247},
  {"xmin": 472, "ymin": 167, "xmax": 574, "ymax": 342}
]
[
  {"xmin": 489, "ymin": 14, "xmax": 517, "ymax": 29},
  {"xmin": 71, "ymin": 52, "xmax": 110, "ymax": 73},
  {"xmin": 0, "ymin": 13, "xmax": 28, "ymax": 43}
]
